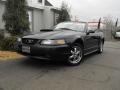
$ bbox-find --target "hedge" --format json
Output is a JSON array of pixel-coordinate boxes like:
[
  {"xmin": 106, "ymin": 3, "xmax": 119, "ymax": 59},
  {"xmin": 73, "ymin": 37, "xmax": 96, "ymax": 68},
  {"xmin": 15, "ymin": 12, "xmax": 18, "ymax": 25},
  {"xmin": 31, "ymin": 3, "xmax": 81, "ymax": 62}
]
[{"xmin": 0, "ymin": 36, "xmax": 17, "ymax": 51}]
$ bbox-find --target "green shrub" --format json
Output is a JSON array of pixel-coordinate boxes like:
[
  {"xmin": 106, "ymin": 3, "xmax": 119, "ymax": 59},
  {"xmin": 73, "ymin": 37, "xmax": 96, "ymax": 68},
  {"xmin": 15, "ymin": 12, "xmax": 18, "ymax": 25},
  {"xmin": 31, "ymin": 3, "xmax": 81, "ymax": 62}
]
[
  {"xmin": 0, "ymin": 30, "xmax": 4, "ymax": 49},
  {"xmin": 0, "ymin": 36, "xmax": 17, "ymax": 51},
  {"xmin": 0, "ymin": 34, "xmax": 4, "ymax": 48},
  {"xmin": 0, "ymin": 33, "xmax": 4, "ymax": 40},
  {"xmin": 0, "ymin": 29, "xmax": 4, "ymax": 40}
]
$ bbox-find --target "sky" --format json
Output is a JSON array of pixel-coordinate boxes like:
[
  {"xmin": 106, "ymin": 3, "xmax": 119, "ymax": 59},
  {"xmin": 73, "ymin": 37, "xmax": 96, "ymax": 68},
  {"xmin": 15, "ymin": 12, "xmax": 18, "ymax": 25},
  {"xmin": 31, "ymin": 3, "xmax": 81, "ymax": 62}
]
[{"xmin": 48, "ymin": 0, "xmax": 120, "ymax": 22}]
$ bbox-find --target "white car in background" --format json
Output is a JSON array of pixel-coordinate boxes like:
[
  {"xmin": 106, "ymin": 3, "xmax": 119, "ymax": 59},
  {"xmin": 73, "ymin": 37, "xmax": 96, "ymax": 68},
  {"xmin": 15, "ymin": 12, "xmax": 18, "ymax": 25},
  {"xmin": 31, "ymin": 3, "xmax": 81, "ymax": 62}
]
[{"xmin": 115, "ymin": 31, "xmax": 120, "ymax": 39}]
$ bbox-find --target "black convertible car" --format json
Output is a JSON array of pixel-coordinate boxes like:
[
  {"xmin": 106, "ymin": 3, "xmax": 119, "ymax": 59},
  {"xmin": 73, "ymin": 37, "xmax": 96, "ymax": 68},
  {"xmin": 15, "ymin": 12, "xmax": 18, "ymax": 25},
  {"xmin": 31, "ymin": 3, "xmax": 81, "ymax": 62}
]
[{"xmin": 17, "ymin": 22, "xmax": 104, "ymax": 66}]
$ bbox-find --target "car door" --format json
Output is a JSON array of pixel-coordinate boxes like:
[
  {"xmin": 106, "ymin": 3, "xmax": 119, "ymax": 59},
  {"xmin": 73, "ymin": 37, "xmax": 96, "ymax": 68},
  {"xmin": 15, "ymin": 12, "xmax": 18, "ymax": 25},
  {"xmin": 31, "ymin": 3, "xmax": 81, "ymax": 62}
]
[{"xmin": 84, "ymin": 30, "xmax": 99, "ymax": 54}]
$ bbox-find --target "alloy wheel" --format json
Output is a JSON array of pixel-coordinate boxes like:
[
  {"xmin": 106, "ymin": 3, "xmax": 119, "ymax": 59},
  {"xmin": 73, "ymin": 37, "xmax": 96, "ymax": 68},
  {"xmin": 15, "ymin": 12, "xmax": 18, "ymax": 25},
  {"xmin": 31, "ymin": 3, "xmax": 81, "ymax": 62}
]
[{"xmin": 68, "ymin": 45, "xmax": 83, "ymax": 65}]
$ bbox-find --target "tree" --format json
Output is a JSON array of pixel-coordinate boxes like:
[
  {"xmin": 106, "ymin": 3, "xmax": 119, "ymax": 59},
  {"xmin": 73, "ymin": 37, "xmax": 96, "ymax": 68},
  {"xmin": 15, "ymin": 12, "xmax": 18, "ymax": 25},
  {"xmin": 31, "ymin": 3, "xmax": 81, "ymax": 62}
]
[
  {"xmin": 103, "ymin": 16, "xmax": 116, "ymax": 40},
  {"xmin": 103, "ymin": 16, "xmax": 115, "ymax": 30},
  {"xmin": 57, "ymin": 2, "xmax": 71, "ymax": 23},
  {"xmin": 3, "ymin": 0, "xmax": 30, "ymax": 36}
]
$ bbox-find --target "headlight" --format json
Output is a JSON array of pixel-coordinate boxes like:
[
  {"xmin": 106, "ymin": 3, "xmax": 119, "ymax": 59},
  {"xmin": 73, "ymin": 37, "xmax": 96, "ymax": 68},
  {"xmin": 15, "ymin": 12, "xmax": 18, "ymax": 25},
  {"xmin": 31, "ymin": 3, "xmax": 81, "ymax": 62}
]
[
  {"xmin": 41, "ymin": 39, "xmax": 66, "ymax": 45},
  {"xmin": 17, "ymin": 37, "xmax": 22, "ymax": 42}
]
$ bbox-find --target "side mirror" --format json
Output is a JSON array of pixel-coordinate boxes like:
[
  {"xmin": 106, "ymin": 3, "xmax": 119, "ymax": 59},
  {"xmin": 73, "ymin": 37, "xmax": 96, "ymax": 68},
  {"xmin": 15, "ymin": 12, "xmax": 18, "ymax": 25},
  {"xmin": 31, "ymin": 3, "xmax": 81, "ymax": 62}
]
[{"xmin": 87, "ymin": 30, "xmax": 95, "ymax": 35}]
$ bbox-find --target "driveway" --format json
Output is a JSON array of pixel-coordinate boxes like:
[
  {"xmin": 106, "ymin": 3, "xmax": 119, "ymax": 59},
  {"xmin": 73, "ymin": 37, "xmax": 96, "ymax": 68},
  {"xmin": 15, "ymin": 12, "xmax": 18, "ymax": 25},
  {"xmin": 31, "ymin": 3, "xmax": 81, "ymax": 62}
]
[{"xmin": 0, "ymin": 41, "xmax": 120, "ymax": 90}]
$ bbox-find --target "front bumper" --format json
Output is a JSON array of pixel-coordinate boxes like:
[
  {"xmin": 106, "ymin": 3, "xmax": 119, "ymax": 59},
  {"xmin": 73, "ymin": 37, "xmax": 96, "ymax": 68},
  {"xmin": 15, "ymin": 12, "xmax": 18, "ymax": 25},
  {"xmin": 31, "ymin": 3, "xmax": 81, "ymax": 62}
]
[{"xmin": 17, "ymin": 44, "xmax": 71, "ymax": 60}]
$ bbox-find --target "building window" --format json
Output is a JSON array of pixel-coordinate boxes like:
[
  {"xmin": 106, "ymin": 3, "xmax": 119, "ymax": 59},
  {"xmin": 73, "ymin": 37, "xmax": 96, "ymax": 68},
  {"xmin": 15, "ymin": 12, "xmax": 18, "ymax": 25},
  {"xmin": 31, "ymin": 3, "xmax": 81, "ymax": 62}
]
[{"xmin": 38, "ymin": 0, "xmax": 42, "ymax": 3}]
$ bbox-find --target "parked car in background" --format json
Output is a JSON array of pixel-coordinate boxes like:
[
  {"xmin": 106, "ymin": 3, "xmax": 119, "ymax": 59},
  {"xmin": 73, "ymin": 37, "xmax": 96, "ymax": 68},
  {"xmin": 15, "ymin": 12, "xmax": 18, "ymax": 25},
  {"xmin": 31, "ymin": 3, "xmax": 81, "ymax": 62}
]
[
  {"xmin": 17, "ymin": 22, "xmax": 104, "ymax": 66},
  {"xmin": 115, "ymin": 31, "xmax": 120, "ymax": 39}
]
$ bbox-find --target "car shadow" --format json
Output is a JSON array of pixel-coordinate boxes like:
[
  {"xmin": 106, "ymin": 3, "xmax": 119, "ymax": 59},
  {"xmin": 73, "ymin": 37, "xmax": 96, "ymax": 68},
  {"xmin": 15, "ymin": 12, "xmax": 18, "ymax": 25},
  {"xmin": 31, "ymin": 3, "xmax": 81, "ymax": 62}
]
[
  {"xmin": 20, "ymin": 57, "xmax": 68, "ymax": 70},
  {"xmin": 19, "ymin": 51, "xmax": 105, "ymax": 69}
]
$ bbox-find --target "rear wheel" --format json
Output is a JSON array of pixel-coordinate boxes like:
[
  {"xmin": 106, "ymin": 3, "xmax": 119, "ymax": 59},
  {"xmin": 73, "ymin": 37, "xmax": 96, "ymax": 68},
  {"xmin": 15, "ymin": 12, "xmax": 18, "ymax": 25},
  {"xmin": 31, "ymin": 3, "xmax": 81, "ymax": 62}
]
[
  {"xmin": 97, "ymin": 40, "xmax": 103, "ymax": 53},
  {"xmin": 67, "ymin": 44, "xmax": 83, "ymax": 66}
]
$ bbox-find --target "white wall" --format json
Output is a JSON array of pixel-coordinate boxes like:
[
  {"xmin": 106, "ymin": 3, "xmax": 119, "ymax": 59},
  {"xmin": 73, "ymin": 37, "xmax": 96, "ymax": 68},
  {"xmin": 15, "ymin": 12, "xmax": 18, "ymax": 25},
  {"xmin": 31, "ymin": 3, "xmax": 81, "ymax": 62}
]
[
  {"xmin": 32, "ymin": 9, "xmax": 44, "ymax": 33},
  {"xmin": 31, "ymin": 7, "xmax": 56, "ymax": 33},
  {"xmin": 43, "ymin": 7, "xmax": 54, "ymax": 29}
]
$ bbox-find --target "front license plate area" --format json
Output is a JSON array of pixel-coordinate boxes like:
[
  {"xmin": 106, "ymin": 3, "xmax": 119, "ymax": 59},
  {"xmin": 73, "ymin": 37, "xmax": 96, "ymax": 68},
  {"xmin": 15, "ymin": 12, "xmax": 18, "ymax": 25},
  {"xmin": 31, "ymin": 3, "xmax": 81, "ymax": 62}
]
[{"xmin": 22, "ymin": 46, "xmax": 30, "ymax": 53}]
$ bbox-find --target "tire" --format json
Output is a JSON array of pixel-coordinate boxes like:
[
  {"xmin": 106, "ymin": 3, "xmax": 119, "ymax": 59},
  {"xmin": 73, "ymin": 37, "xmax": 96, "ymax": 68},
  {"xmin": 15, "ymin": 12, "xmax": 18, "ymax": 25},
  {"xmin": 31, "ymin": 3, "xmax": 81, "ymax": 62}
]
[
  {"xmin": 67, "ymin": 43, "xmax": 83, "ymax": 66},
  {"xmin": 97, "ymin": 40, "xmax": 103, "ymax": 53}
]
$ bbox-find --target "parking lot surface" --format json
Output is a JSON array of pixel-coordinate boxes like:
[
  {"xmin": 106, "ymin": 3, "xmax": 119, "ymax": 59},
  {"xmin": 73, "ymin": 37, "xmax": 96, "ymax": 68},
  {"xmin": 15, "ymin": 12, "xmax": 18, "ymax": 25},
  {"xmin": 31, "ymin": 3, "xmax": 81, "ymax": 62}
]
[{"xmin": 0, "ymin": 41, "xmax": 120, "ymax": 90}]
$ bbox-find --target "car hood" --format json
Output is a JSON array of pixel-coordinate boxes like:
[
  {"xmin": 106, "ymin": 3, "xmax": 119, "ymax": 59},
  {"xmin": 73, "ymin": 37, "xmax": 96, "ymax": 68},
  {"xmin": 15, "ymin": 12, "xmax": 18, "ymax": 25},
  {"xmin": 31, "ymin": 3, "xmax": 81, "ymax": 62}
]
[{"xmin": 23, "ymin": 30, "xmax": 82, "ymax": 39}]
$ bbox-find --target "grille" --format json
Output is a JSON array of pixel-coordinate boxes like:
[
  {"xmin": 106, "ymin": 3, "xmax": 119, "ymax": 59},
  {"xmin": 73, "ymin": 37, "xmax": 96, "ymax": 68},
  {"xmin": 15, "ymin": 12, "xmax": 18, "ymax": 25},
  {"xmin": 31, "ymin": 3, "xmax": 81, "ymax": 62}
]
[{"xmin": 22, "ymin": 38, "xmax": 39, "ymax": 45}]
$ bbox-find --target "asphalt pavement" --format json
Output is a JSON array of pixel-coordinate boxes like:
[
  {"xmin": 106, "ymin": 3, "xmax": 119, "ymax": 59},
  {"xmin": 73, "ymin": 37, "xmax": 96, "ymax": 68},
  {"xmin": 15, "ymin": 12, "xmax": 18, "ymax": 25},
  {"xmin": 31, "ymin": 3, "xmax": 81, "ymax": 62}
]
[{"xmin": 0, "ymin": 41, "xmax": 120, "ymax": 90}]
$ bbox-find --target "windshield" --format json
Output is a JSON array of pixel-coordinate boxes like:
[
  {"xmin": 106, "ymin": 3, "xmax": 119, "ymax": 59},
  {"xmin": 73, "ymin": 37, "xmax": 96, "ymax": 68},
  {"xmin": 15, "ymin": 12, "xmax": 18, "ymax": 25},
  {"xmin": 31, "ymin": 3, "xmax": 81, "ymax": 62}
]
[{"xmin": 54, "ymin": 22, "xmax": 86, "ymax": 32}]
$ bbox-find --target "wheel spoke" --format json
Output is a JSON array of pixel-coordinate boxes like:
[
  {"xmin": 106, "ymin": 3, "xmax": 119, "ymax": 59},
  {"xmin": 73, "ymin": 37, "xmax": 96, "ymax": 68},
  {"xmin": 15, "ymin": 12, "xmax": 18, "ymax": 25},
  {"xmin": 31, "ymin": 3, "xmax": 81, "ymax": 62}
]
[
  {"xmin": 74, "ymin": 48, "xmax": 77, "ymax": 53},
  {"xmin": 70, "ymin": 55, "xmax": 74, "ymax": 59},
  {"xmin": 76, "ymin": 51, "xmax": 80, "ymax": 55},
  {"xmin": 71, "ymin": 50, "xmax": 74, "ymax": 54}
]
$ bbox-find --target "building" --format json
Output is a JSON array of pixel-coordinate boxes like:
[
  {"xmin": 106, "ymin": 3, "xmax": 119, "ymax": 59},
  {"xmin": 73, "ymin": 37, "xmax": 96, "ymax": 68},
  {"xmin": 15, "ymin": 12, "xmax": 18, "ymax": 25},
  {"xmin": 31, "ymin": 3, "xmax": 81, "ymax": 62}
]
[{"xmin": 0, "ymin": 0, "xmax": 59, "ymax": 33}]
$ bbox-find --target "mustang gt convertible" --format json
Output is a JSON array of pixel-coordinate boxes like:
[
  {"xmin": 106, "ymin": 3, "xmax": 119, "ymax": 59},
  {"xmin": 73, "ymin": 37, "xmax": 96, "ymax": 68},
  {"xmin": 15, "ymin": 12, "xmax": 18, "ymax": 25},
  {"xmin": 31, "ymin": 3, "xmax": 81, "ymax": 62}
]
[{"xmin": 17, "ymin": 22, "xmax": 104, "ymax": 66}]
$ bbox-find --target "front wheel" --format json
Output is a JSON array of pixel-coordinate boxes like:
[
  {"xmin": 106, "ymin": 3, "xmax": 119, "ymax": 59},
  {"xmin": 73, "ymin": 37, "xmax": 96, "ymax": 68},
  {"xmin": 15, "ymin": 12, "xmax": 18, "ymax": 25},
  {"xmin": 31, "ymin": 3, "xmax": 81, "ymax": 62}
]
[{"xmin": 67, "ymin": 44, "xmax": 83, "ymax": 66}]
